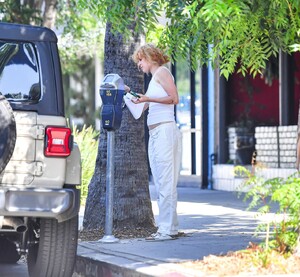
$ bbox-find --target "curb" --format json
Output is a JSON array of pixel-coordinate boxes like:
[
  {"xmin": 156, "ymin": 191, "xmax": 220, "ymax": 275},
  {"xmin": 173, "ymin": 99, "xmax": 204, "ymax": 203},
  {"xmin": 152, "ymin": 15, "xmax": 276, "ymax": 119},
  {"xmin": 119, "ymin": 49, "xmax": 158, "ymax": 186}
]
[
  {"xmin": 74, "ymin": 255, "xmax": 151, "ymax": 277},
  {"xmin": 73, "ymin": 242, "xmax": 204, "ymax": 277},
  {"xmin": 73, "ymin": 242, "xmax": 152, "ymax": 277}
]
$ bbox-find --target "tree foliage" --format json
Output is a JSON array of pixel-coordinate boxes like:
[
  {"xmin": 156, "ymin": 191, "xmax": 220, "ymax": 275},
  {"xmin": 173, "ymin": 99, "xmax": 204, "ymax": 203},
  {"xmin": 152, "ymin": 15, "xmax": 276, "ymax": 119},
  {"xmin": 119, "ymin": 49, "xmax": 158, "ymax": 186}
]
[
  {"xmin": 78, "ymin": 0, "xmax": 300, "ymax": 78},
  {"xmin": 0, "ymin": 0, "xmax": 43, "ymax": 25},
  {"xmin": 56, "ymin": 0, "xmax": 105, "ymax": 74},
  {"xmin": 0, "ymin": 0, "xmax": 104, "ymax": 74}
]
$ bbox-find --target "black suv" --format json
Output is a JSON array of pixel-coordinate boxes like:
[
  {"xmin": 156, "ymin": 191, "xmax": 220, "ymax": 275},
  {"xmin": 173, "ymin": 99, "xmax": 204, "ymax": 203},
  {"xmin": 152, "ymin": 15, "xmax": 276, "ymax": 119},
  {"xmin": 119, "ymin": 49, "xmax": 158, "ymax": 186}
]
[{"xmin": 0, "ymin": 22, "xmax": 81, "ymax": 277}]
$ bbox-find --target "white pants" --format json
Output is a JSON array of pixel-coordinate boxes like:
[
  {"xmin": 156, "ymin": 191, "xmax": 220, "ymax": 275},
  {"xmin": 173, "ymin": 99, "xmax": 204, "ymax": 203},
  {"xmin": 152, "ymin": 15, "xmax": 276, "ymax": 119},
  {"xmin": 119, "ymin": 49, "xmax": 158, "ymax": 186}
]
[{"xmin": 148, "ymin": 122, "xmax": 182, "ymax": 235}]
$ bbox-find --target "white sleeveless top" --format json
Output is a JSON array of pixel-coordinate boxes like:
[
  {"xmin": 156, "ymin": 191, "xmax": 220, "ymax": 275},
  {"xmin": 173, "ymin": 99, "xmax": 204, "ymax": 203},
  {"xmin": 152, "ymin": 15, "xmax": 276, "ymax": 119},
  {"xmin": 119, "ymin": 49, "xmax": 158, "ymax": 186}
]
[{"xmin": 146, "ymin": 67, "xmax": 175, "ymax": 126}]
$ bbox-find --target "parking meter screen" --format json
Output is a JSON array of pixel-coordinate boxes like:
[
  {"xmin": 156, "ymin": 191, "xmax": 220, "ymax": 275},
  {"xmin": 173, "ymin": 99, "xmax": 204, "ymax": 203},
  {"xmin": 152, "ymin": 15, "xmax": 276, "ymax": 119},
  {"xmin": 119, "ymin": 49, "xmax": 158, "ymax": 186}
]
[{"xmin": 104, "ymin": 75, "xmax": 114, "ymax": 83}]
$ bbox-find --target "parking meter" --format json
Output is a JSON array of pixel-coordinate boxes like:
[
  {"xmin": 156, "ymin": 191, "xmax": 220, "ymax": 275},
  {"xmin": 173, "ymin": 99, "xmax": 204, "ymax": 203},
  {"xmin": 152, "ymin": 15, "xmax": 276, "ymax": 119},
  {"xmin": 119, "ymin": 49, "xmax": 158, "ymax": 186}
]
[
  {"xmin": 99, "ymin": 73, "xmax": 124, "ymax": 243},
  {"xmin": 99, "ymin": 74, "xmax": 124, "ymax": 131}
]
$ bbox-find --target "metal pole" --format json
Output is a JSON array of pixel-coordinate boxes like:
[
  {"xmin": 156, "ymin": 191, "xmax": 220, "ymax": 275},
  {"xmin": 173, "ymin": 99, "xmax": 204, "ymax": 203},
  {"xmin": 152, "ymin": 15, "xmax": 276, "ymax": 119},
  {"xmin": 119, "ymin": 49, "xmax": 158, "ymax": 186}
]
[
  {"xmin": 190, "ymin": 70, "xmax": 196, "ymax": 175},
  {"xmin": 279, "ymin": 50, "xmax": 293, "ymax": 126},
  {"xmin": 99, "ymin": 130, "xmax": 119, "ymax": 243},
  {"xmin": 201, "ymin": 65, "xmax": 209, "ymax": 189},
  {"xmin": 207, "ymin": 44, "xmax": 215, "ymax": 190}
]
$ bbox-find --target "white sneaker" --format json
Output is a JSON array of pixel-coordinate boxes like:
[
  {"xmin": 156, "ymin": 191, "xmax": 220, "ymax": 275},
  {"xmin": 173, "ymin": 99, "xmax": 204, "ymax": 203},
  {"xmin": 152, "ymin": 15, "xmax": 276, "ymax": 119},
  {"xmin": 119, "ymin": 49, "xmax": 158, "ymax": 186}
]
[{"xmin": 145, "ymin": 232, "xmax": 175, "ymax": 241}]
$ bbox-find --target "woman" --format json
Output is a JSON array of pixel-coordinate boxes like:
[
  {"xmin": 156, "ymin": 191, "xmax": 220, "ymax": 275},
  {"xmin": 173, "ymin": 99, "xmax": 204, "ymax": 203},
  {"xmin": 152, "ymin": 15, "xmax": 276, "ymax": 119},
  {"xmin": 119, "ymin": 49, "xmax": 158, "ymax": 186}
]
[{"xmin": 126, "ymin": 43, "xmax": 182, "ymax": 241}]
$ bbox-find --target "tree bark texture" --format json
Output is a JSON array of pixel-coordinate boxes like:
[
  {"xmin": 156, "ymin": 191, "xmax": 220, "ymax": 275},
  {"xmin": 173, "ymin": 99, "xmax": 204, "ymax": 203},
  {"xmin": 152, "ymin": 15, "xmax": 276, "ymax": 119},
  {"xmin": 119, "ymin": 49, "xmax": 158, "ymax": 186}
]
[
  {"xmin": 42, "ymin": 0, "xmax": 57, "ymax": 29},
  {"xmin": 83, "ymin": 23, "xmax": 155, "ymax": 230}
]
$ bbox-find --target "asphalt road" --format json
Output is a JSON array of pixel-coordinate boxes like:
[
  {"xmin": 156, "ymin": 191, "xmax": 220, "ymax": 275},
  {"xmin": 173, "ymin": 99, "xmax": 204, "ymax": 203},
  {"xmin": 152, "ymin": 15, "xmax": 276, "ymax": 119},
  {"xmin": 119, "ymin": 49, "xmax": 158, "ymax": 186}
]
[{"xmin": 0, "ymin": 261, "xmax": 28, "ymax": 277}]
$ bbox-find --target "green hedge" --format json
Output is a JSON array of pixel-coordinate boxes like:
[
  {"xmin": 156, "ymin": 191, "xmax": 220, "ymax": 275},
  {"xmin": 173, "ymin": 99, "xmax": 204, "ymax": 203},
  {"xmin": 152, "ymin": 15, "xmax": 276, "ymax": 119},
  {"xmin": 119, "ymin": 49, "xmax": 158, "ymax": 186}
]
[{"xmin": 73, "ymin": 125, "xmax": 99, "ymax": 205}]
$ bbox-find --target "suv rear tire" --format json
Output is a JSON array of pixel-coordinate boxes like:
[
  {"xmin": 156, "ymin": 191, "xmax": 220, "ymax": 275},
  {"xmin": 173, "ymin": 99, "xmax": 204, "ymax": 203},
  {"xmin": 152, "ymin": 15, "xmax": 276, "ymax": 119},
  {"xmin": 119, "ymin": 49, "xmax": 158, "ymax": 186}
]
[
  {"xmin": 0, "ymin": 95, "xmax": 16, "ymax": 173},
  {"xmin": 27, "ymin": 216, "xmax": 78, "ymax": 277}
]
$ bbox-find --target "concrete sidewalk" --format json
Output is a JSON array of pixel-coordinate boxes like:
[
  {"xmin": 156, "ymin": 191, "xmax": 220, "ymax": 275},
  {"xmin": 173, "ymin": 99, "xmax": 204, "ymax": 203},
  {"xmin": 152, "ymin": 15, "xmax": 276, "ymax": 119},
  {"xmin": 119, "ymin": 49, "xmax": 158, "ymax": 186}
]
[{"xmin": 74, "ymin": 184, "xmax": 263, "ymax": 277}]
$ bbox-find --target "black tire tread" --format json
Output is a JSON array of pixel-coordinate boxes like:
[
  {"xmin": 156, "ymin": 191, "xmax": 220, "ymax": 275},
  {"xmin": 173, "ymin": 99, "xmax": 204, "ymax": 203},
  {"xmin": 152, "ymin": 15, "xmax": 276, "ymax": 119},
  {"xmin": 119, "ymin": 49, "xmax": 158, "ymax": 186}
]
[{"xmin": 27, "ymin": 216, "xmax": 78, "ymax": 277}]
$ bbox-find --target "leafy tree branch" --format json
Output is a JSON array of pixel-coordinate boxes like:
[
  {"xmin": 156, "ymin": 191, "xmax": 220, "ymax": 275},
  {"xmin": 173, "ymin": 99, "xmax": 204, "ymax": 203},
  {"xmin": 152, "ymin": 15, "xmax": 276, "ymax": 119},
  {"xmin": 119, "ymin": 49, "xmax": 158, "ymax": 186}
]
[{"xmin": 78, "ymin": 0, "xmax": 300, "ymax": 77}]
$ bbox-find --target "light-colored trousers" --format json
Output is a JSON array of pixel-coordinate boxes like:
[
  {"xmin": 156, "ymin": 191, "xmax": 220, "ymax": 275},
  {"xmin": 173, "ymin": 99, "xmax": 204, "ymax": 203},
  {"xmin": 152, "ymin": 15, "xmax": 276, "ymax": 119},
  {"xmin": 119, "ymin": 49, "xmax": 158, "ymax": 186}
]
[{"xmin": 148, "ymin": 122, "xmax": 182, "ymax": 235}]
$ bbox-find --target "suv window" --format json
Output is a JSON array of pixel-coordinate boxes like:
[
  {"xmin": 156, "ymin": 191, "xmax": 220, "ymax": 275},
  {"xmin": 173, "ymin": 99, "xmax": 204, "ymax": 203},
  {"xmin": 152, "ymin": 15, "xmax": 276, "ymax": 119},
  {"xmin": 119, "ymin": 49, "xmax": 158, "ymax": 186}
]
[{"xmin": 0, "ymin": 41, "xmax": 41, "ymax": 103}]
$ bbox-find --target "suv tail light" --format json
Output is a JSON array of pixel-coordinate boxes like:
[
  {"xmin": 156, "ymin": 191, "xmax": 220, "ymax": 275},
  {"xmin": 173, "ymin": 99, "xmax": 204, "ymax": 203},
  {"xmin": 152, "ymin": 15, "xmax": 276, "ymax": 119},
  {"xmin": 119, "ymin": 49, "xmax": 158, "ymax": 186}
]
[{"xmin": 44, "ymin": 127, "xmax": 72, "ymax": 157}]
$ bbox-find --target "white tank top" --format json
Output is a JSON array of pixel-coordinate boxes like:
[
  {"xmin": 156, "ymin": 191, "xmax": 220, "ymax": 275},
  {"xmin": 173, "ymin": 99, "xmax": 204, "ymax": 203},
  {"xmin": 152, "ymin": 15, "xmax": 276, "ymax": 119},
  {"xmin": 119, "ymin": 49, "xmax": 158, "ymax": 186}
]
[{"xmin": 146, "ymin": 67, "xmax": 175, "ymax": 126}]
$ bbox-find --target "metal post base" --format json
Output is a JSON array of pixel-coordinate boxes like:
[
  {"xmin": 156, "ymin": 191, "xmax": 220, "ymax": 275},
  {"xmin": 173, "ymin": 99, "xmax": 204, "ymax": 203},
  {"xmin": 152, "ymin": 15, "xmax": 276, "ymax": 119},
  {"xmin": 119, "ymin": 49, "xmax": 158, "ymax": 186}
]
[{"xmin": 98, "ymin": 235, "xmax": 119, "ymax": 243}]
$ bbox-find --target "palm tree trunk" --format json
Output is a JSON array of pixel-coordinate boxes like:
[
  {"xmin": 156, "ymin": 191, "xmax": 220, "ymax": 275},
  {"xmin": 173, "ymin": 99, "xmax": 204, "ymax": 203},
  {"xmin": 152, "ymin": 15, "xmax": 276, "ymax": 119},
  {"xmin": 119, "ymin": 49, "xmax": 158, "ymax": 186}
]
[{"xmin": 83, "ymin": 23, "xmax": 155, "ymax": 231}]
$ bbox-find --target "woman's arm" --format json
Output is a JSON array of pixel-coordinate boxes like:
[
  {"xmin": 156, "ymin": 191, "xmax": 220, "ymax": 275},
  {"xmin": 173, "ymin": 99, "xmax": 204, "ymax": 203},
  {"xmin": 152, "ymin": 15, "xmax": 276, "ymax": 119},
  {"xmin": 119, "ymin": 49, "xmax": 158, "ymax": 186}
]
[{"xmin": 124, "ymin": 84, "xmax": 149, "ymax": 111}]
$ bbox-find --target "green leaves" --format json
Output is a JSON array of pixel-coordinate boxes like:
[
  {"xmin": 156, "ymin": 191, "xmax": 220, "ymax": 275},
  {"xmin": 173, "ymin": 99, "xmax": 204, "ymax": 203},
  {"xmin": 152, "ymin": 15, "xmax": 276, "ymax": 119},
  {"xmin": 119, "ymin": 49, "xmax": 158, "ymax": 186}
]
[
  {"xmin": 56, "ymin": 1, "xmax": 105, "ymax": 74},
  {"xmin": 237, "ymin": 167, "xmax": 300, "ymax": 253},
  {"xmin": 72, "ymin": 124, "xmax": 99, "ymax": 205},
  {"xmin": 8, "ymin": 0, "xmax": 298, "ymax": 78},
  {"xmin": 0, "ymin": 0, "xmax": 42, "ymax": 25},
  {"xmin": 77, "ymin": 0, "xmax": 300, "ymax": 78},
  {"xmin": 77, "ymin": 0, "xmax": 163, "ymax": 37}
]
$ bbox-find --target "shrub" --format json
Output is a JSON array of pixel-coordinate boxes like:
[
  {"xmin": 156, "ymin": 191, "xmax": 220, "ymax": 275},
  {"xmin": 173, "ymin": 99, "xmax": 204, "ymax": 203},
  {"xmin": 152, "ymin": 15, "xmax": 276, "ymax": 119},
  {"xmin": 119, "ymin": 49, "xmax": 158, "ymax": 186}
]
[
  {"xmin": 235, "ymin": 166, "xmax": 300, "ymax": 254},
  {"xmin": 73, "ymin": 125, "xmax": 99, "ymax": 205}
]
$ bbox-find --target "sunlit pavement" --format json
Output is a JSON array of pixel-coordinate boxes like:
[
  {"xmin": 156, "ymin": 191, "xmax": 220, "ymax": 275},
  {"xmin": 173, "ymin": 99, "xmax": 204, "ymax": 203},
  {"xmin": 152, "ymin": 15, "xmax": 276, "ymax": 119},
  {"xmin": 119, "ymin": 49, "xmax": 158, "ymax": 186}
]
[{"xmin": 74, "ymin": 182, "xmax": 267, "ymax": 277}]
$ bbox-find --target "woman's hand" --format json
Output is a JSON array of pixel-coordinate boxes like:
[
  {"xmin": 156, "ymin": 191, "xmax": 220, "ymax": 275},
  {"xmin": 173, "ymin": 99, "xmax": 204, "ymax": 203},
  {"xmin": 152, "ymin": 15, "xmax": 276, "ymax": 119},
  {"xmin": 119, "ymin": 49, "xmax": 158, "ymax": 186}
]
[{"xmin": 132, "ymin": 94, "xmax": 148, "ymax": 104}]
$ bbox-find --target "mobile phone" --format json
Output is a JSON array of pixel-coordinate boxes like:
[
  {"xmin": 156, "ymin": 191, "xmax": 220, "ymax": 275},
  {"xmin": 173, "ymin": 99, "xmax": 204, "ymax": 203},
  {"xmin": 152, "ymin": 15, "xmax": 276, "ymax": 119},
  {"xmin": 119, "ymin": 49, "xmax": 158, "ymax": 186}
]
[{"xmin": 129, "ymin": 91, "xmax": 140, "ymax": 98}]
